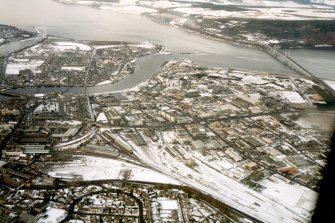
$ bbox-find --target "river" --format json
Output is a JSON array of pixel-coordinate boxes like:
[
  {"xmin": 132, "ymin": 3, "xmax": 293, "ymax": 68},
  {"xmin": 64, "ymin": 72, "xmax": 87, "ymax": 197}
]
[
  {"xmin": 0, "ymin": 0, "xmax": 334, "ymax": 95},
  {"xmin": 0, "ymin": 35, "xmax": 45, "ymax": 56},
  {"xmin": 10, "ymin": 54, "xmax": 186, "ymax": 95}
]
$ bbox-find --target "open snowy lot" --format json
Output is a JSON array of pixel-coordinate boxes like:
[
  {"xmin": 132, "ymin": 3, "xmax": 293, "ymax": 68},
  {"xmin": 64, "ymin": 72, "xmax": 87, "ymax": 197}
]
[
  {"xmin": 58, "ymin": 0, "xmax": 335, "ymax": 19},
  {"xmin": 48, "ymin": 155, "xmax": 180, "ymax": 184}
]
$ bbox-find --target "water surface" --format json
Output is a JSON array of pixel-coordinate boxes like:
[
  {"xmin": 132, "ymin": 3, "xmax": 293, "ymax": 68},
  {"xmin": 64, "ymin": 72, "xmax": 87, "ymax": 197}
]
[{"xmin": 0, "ymin": 0, "xmax": 334, "ymax": 85}]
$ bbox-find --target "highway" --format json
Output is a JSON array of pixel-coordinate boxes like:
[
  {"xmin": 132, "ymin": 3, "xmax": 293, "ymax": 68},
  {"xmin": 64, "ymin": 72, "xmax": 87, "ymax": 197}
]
[{"xmin": 84, "ymin": 48, "xmax": 96, "ymax": 96}]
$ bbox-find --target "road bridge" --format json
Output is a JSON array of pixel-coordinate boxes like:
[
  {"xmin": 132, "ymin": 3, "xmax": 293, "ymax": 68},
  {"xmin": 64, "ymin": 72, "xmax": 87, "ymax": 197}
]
[{"xmin": 256, "ymin": 43, "xmax": 335, "ymax": 100}]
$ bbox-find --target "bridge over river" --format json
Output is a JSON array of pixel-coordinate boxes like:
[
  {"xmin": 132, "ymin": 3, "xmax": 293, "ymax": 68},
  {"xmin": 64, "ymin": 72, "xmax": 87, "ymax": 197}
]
[
  {"xmin": 2, "ymin": 28, "xmax": 334, "ymax": 102},
  {"xmin": 254, "ymin": 42, "xmax": 335, "ymax": 100}
]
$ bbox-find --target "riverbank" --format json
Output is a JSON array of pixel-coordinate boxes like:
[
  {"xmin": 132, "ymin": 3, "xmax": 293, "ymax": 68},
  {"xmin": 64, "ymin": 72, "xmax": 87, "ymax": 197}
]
[
  {"xmin": 146, "ymin": 14, "xmax": 335, "ymax": 96},
  {"xmin": 0, "ymin": 26, "xmax": 46, "ymax": 57},
  {"xmin": 1, "ymin": 0, "xmax": 333, "ymax": 78}
]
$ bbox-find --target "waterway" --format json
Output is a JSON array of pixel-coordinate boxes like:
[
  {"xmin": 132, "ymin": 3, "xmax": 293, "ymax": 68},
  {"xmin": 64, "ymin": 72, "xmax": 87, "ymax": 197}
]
[
  {"xmin": 0, "ymin": 35, "xmax": 44, "ymax": 56},
  {"xmin": 10, "ymin": 54, "xmax": 179, "ymax": 95},
  {"xmin": 286, "ymin": 49, "xmax": 335, "ymax": 80},
  {"xmin": 0, "ymin": 94, "xmax": 14, "ymax": 102},
  {"xmin": 0, "ymin": 0, "xmax": 334, "ymax": 95}
]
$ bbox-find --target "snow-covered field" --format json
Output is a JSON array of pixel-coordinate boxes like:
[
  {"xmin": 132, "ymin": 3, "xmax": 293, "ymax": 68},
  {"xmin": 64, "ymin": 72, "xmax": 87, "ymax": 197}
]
[
  {"xmin": 139, "ymin": 0, "xmax": 191, "ymax": 9},
  {"xmin": 259, "ymin": 175, "xmax": 317, "ymax": 211},
  {"xmin": 37, "ymin": 208, "xmax": 66, "ymax": 223},
  {"xmin": 59, "ymin": 0, "xmax": 157, "ymax": 14},
  {"xmin": 173, "ymin": 6, "xmax": 335, "ymax": 20},
  {"xmin": 61, "ymin": 66, "xmax": 85, "ymax": 71},
  {"xmin": 130, "ymin": 41, "xmax": 155, "ymax": 49},
  {"xmin": 169, "ymin": 0, "xmax": 335, "ymax": 8},
  {"xmin": 59, "ymin": 0, "xmax": 335, "ymax": 19},
  {"xmin": 5, "ymin": 59, "xmax": 44, "ymax": 75},
  {"xmin": 48, "ymin": 156, "xmax": 180, "ymax": 184},
  {"xmin": 53, "ymin": 41, "xmax": 91, "ymax": 51},
  {"xmin": 100, "ymin": 5, "xmax": 157, "ymax": 15},
  {"xmin": 26, "ymin": 41, "xmax": 91, "ymax": 54},
  {"xmin": 174, "ymin": 7, "xmax": 239, "ymax": 17}
]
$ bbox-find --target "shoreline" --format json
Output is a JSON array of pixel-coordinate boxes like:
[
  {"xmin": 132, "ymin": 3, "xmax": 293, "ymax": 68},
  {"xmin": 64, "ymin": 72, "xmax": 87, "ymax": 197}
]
[
  {"xmin": 51, "ymin": 0, "xmax": 335, "ymax": 52},
  {"xmin": 47, "ymin": 2, "xmax": 332, "ymax": 84},
  {"xmin": 2, "ymin": 27, "xmax": 335, "ymax": 99},
  {"xmin": 1, "ymin": 2, "xmax": 335, "ymax": 95}
]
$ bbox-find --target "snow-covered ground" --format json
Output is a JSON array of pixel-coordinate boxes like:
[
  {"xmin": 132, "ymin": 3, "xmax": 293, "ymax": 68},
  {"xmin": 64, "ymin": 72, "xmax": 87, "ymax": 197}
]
[
  {"xmin": 25, "ymin": 41, "xmax": 92, "ymax": 55},
  {"xmin": 216, "ymin": 0, "xmax": 332, "ymax": 8},
  {"xmin": 61, "ymin": 66, "xmax": 85, "ymax": 71},
  {"xmin": 5, "ymin": 59, "xmax": 44, "ymax": 75},
  {"xmin": 59, "ymin": 0, "xmax": 157, "ymax": 15},
  {"xmin": 37, "ymin": 208, "xmax": 66, "ymax": 223},
  {"xmin": 258, "ymin": 174, "xmax": 317, "ymax": 213},
  {"xmin": 100, "ymin": 5, "xmax": 157, "ymax": 15},
  {"xmin": 139, "ymin": 0, "xmax": 191, "ymax": 9},
  {"xmin": 124, "ymin": 130, "xmax": 315, "ymax": 223},
  {"xmin": 241, "ymin": 74, "xmax": 270, "ymax": 85},
  {"xmin": 48, "ymin": 156, "xmax": 180, "ymax": 184},
  {"xmin": 174, "ymin": 7, "xmax": 239, "ymax": 17},
  {"xmin": 158, "ymin": 198, "xmax": 179, "ymax": 210},
  {"xmin": 34, "ymin": 102, "xmax": 59, "ymax": 113},
  {"xmin": 96, "ymin": 112, "xmax": 108, "ymax": 123},
  {"xmin": 170, "ymin": 0, "xmax": 335, "ymax": 8},
  {"xmin": 173, "ymin": 6, "xmax": 335, "ymax": 20},
  {"xmin": 130, "ymin": 41, "xmax": 155, "ymax": 48},
  {"xmin": 46, "ymin": 120, "xmax": 82, "ymax": 126},
  {"xmin": 93, "ymin": 45, "xmax": 121, "ymax": 50},
  {"xmin": 47, "ymin": 121, "xmax": 318, "ymax": 223},
  {"xmin": 273, "ymin": 91, "xmax": 307, "ymax": 104},
  {"xmin": 76, "ymin": 0, "xmax": 96, "ymax": 5},
  {"xmin": 53, "ymin": 41, "xmax": 91, "ymax": 51},
  {"xmin": 59, "ymin": 0, "xmax": 335, "ymax": 18},
  {"xmin": 96, "ymin": 80, "xmax": 113, "ymax": 85},
  {"xmin": 54, "ymin": 128, "xmax": 95, "ymax": 149}
]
